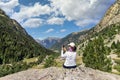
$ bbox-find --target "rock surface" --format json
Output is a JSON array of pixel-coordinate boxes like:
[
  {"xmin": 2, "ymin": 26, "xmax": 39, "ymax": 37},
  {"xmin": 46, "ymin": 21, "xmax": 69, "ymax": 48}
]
[
  {"xmin": 0, "ymin": 66, "xmax": 120, "ymax": 80},
  {"xmin": 95, "ymin": 0, "xmax": 120, "ymax": 32}
]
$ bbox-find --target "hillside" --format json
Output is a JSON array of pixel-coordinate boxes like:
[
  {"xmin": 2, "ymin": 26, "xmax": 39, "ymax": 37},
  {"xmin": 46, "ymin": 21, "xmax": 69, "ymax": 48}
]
[
  {"xmin": 0, "ymin": 8, "xmax": 55, "ymax": 76},
  {"xmin": 36, "ymin": 37, "xmax": 60, "ymax": 48},
  {"xmin": 51, "ymin": 0, "xmax": 120, "ymax": 51},
  {"xmin": 0, "ymin": 66, "xmax": 120, "ymax": 80}
]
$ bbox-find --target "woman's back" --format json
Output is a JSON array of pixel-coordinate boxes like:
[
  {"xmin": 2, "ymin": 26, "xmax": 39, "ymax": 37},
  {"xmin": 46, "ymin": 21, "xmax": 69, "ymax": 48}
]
[
  {"xmin": 64, "ymin": 51, "xmax": 76, "ymax": 66},
  {"xmin": 61, "ymin": 42, "xmax": 77, "ymax": 68},
  {"xmin": 61, "ymin": 50, "xmax": 77, "ymax": 68}
]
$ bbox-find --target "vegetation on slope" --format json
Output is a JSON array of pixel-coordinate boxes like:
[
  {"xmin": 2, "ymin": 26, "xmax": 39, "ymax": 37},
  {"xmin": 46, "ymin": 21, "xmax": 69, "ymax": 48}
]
[
  {"xmin": 83, "ymin": 36, "xmax": 112, "ymax": 72},
  {"xmin": 83, "ymin": 23, "xmax": 120, "ymax": 72},
  {"xmin": 0, "ymin": 9, "xmax": 57, "ymax": 77}
]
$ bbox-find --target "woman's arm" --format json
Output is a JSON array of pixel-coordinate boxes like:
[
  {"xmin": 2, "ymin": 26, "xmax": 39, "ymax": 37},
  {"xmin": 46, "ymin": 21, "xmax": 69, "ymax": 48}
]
[{"xmin": 61, "ymin": 50, "xmax": 67, "ymax": 58}]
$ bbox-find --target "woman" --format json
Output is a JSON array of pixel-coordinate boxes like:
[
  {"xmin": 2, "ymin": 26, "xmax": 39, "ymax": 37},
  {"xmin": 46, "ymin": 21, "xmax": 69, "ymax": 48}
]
[{"xmin": 61, "ymin": 42, "xmax": 77, "ymax": 69}]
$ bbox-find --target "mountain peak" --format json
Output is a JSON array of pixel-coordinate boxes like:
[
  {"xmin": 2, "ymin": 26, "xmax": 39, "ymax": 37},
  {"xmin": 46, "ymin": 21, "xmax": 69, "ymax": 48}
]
[{"xmin": 94, "ymin": 0, "xmax": 120, "ymax": 32}]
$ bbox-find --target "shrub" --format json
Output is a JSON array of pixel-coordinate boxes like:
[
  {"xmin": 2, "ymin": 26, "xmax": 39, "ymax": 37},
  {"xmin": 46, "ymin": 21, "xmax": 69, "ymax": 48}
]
[{"xmin": 44, "ymin": 55, "xmax": 56, "ymax": 68}]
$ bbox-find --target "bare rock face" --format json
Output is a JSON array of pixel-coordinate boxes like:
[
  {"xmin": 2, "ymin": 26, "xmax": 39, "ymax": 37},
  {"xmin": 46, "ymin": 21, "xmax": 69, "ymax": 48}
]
[
  {"xmin": 0, "ymin": 66, "xmax": 120, "ymax": 80},
  {"xmin": 94, "ymin": 0, "xmax": 120, "ymax": 32}
]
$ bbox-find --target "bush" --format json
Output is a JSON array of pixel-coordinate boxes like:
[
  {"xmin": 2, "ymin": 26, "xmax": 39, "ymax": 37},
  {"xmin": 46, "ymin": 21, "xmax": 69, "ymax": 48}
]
[
  {"xmin": 0, "ymin": 61, "xmax": 29, "ymax": 77},
  {"xmin": 37, "ymin": 55, "xmax": 45, "ymax": 64},
  {"xmin": 44, "ymin": 55, "xmax": 56, "ymax": 68}
]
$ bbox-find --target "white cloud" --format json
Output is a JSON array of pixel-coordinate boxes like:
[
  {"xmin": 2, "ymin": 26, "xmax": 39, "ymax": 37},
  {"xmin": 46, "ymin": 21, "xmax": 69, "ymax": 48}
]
[
  {"xmin": 0, "ymin": 0, "xmax": 114, "ymax": 28},
  {"xmin": 0, "ymin": 0, "xmax": 19, "ymax": 15},
  {"xmin": 60, "ymin": 29, "xmax": 66, "ymax": 32},
  {"xmin": 75, "ymin": 19, "xmax": 99, "ymax": 27},
  {"xmin": 11, "ymin": 2, "xmax": 51, "ymax": 25},
  {"xmin": 22, "ymin": 18, "xmax": 43, "ymax": 28},
  {"xmin": 50, "ymin": 0, "xmax": 114, "ymax": 26},
  {"xmin": 47, "ymin": 17, "xmax": 64, "ymax": 25},
  {"xmin": 45, "ymin": 28, "xmax": 54, "ymax": 33}
]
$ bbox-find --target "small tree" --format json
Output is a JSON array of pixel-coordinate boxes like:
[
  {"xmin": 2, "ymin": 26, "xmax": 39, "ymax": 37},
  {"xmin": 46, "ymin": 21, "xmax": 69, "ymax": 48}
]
[
  {"xmin": 44, "ymin": 55, "xmax": 56, "ymax": 68},
  {"xmin": 37, "ymin": 55, "xmax": 45, "ymax": 64},
  {"xmin": 111, "ymin": 41, "xmax": 116, "ymax": 49}
]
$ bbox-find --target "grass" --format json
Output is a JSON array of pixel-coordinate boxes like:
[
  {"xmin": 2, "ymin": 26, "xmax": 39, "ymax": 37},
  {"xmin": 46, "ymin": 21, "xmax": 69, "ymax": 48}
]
[
  {"xmin": 22, "ymin": 55, "xmax": 83, "ymax": 69},
  {"xmin": 113, "ymin": 58, "xmax": 120, "ymax": 64},
  {"xmin": 112, "ymin": 58, "xmax": 120, "ymax": 74},
  {"xmin": 23, "ymin": 57, "xmax": 38, "ymax": 64}
]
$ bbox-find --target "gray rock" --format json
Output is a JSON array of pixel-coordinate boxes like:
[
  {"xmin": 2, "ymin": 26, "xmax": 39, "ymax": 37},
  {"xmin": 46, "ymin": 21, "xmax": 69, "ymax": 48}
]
[{"xmin": 0, "ymin": 66, "xmax": 120, "ymax": 80}]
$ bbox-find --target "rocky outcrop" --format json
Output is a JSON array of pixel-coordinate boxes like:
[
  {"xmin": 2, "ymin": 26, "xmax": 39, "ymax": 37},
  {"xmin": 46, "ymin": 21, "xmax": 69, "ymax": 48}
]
[{"xmin": 0, "ymin": 66, "xmax": 120, "ymax": 80}]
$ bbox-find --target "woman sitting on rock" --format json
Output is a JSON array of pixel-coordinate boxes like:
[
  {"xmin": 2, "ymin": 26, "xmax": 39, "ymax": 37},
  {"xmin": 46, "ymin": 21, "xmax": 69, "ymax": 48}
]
[{"xmin": 61, "ymin": 42, "xmax": 77, "ymax": 69}]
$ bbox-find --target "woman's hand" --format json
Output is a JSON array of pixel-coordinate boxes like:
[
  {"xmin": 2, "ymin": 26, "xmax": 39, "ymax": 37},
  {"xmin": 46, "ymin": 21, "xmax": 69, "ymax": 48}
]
[{"xmin": 62, "ymin": 46, "xmax": 67, "ymax": 52}]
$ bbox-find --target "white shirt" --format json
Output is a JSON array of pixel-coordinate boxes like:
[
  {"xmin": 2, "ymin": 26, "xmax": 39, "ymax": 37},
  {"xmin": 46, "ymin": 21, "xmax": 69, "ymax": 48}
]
[{"xmin": 61, "ymin": 50, "xmax": 76, "ymax": 66}]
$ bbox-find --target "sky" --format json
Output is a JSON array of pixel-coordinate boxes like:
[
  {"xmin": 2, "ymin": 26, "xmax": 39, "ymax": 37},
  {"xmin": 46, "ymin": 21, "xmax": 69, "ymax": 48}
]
[{"xmin": 0, "ymin": 0, "xmax": 115, "ymax": 40}]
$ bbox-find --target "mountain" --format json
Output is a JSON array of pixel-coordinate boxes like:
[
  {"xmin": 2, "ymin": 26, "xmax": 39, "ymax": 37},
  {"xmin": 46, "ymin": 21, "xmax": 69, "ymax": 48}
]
[
  {"xmin": 0, "ymin": 8, "xmax": 56, "ymax": 76},
  {"xmin": 36, "ymin": 37, "xmax": 60, "ymax": 48},
  {"xmin": 51, "ymin": 0, "xmax": 119, "ymax": 51},
  {"xmin": 51, "ymin": 30, "xmax": 88, "ymax": 51},
  {"xmin": 1, "ymin": 66, "xmax": 120, "ymax": 80}
]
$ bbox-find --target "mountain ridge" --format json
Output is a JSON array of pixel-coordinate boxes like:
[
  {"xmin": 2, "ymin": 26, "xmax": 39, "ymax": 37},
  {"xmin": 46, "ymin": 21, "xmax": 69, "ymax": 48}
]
[{"xmin": 36, "ymin": 37, "xmax": 61, "ymax": 48}]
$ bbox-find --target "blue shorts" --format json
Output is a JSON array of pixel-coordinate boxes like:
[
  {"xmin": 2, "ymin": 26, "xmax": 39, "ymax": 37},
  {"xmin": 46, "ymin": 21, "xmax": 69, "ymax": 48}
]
[{"xmin": 63, "ymin": 64, "xmax": 77, "ymax": 69}]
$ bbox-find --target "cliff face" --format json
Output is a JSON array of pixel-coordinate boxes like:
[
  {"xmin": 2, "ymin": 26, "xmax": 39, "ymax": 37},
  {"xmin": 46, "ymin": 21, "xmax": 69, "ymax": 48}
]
[
  {"xmin": 94, "ymin": 0, "xmax": 120, "ymax": 32},
  {"xmin": 0, "ymin": 66, "xmax": 120, "ymax": 80}
]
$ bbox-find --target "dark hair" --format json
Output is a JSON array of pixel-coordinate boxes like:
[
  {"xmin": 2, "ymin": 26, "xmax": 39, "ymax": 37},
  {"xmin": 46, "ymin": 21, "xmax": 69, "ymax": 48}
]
[{"xmin": 71, "ymin": 46, "xmax": 76, "ymax": 52}]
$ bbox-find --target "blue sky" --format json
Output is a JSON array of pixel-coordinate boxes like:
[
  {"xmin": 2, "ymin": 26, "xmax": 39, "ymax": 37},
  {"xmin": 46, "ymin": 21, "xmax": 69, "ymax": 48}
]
[{"xmin": 0, "ymin": 0, "xmax": 115, "ymax": 40}]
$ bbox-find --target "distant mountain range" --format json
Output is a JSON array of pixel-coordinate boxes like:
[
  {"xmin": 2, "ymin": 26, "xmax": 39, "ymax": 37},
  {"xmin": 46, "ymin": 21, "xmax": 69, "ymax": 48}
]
[{"xmin": 36, "ymin": 37, "xmax": 61, "ymax": 48}]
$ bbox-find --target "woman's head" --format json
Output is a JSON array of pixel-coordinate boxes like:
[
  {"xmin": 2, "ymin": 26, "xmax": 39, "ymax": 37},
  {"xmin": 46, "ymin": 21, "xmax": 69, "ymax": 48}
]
[{"xmin": 68, "ymin": 42, "xmax": 76, "ymax": 52}]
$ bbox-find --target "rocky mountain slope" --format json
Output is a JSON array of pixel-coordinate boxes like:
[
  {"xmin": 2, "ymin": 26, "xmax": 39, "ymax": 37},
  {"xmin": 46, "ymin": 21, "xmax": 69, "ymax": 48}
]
[
  {"xmin": 51, "ymin": 0, "xmax": 120, "ymax": 51},
  {"xmin": 0, "ymin": 66, "xmax": 120, "ymax": 80},
  {"xmin": 36, "ymin": 37, "xmax": 60, "ymax": 48},
  {"xmin": 94, "ymin": 0, "xmax": 120, "ymax": 32}
]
